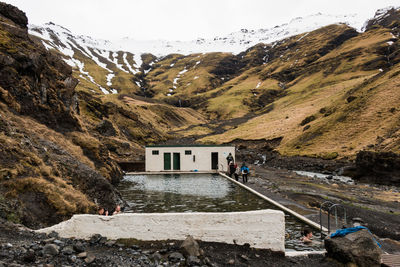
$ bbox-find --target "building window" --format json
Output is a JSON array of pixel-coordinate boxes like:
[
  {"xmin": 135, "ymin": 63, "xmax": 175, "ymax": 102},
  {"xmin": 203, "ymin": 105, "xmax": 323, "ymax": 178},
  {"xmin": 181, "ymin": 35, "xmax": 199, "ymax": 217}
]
[
  {"xmin": 152, "ymin": 150, "xmax": 159, "ymax": 155},
  {"xmin": 185, "ymin": 150, "xmax": 192, "ymax": 155}
]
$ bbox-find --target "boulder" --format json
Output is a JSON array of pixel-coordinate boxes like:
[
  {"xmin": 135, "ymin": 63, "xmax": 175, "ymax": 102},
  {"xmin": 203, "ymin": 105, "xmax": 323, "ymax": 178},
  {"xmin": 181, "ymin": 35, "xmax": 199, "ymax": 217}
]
[
  {"xmin": 324, "ymin": 229, "xmax": 382, "ymax": 267},
  {"xmin": 180, "ymin": 235, "xmax": 200, "ymax": 257}
]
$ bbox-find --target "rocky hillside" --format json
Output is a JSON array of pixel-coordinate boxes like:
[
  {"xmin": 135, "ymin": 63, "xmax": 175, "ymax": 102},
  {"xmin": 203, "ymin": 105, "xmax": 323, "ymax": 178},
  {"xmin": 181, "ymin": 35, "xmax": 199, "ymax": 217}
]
[{"xmin": 0, "ymin": 2, "xmax": 205, "ymax": 228}]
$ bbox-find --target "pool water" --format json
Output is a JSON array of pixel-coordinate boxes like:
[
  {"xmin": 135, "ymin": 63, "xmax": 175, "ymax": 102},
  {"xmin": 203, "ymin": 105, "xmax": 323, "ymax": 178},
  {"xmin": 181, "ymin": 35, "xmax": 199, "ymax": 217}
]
[{"xmin": 117, "ymin": 173, "xmax": 323, "ymax": 251}]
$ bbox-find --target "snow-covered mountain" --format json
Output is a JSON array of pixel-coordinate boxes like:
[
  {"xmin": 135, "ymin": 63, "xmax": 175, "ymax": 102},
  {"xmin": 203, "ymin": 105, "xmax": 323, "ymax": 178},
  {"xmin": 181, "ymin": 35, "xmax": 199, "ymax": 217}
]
[
  {"xmin": 30, "ymin": 12, "xmax": 367, "ymax": 58},
  {"xmin": 27, "ymin": 9, "xmax": 395, "ymax": 95}
]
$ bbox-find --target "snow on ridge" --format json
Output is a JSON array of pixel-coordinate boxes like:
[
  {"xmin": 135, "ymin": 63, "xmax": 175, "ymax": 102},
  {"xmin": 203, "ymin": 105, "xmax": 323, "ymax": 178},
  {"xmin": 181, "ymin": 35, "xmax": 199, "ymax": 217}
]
[
  {"xmin": 29, "ymin": 11, "xmax": 371, "ymax": 58},
  {"xmin": 123, "ymin": 53, "xmax": 139, "ymax": 74}
]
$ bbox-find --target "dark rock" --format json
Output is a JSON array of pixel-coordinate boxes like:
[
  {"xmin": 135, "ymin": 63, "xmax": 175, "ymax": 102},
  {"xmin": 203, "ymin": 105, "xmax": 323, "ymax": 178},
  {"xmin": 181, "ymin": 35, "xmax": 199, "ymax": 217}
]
[
  {"xmin": 0, "ymin": 2, "xmax": 28, "ymax": 28},
  {"xmin": 168, "ymin": 252, "xmax": 185, "ymax": 262},
  {"xmin": 152, "ymin": 251, "xmax": 162, "ymax": 262},
  {"xmin": 355, "ymin": 151, "xmax": 400, "ymax": 185},
  {"xmin": 61, "ymin": 245, "xmax": 74, "ymax": 255},
  {"xmin": 187, "ymin": 255, "xmax": 201, "ymax": 266},
  {"xmin": 73, "ymin": 241, "xmax": 85, "ymax": 252},
  {"xmin": 131, "ymin": 245, "xmax": 140, "ymax": 250},
  {"xmin": 300, "ymin": 115, "xmax": 316, "ymax": 126},
  {"xmin": 48, "ymin": 231, "xmax": 59, "ymax": 238},
  {"xmin": 346, "ymin": 96, "xmax": 357, "ymax": 103},
  {"xmin": 324, "ymin": 229, "xmax": 382, "ymax": 267},
  {"xmin": 42, "ymin": 244, "xmax": 59, "ymax": 256},
  {"xmin": 95, "ymin": 119, "xmax": 117, "ymax": 136},
  {"xmin": 84, "ymin": 254, "xmax": 96, "ymax": 264},
  {"xmin": 22, "ymin": 249, "xmax": 35, "ymax": 263},
  {"xmin": 89, "ymin": 234, "xmax": 103, "ymax": 244},
  {"xmin": 180, "ymin": 235, "xmax": 200, "ymax": 257},
  {"xmin": 53, "ymin": 239, "xmax": 64, "ymax": 246}
]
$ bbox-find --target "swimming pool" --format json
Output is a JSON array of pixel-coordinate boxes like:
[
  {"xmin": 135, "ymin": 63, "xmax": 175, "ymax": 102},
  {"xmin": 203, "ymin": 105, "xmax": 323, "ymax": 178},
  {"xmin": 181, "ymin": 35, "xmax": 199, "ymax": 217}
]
[{"xmin": 117, "ymin": 173, "xmax": 323, "ymax": 251}]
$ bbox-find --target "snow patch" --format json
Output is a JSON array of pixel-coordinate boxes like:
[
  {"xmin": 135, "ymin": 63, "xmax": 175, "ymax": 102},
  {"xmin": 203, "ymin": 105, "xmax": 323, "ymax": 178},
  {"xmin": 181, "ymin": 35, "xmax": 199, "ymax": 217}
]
[{"xmin": 106, "ymin": 73, "xmax": 115, "ymax": 86}]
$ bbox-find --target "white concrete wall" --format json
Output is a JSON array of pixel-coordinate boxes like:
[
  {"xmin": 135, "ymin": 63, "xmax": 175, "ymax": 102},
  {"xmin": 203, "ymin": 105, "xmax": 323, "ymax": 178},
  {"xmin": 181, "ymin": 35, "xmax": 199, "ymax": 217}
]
[
  {"xmin": 37, "ymin": 210, "xmax": 285, "ymax": 251},
  {"xmin": 145, "ymin": 146, "xmax": 235, "ymax": 172}
]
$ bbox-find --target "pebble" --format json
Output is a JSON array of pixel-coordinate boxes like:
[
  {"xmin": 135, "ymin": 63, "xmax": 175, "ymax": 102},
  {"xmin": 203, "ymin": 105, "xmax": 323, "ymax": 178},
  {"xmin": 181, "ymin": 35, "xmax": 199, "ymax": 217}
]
[
  {"xmin": 73, "ymin": 241, "xmax": 85, "ymax": 252},
  {"xmin": 84, "ymin": 254, "xmax": 96, "ymax": 264},
  {"xmin": 61, "ymin": 245, "xmax": 74, "ymax": 255},
  {"xmin": 168, "ymin": 252, "xmax": 185, "ymax": 262},
  {"xmin": 42, "ymin": 244, "xmax": 59, "ymax": 256},
  {"xmin": 187, "ymin": 255, "xmax": 201, "ymax": 265},
  {"xmin": 53, "ymin": 239, "xmax": 64, "ymax": 246},
  {"xmin": 152, "ymin": 252, "xmax": 162, "ymax": 261},
  {"xmin": 77, "ymin": 252, "xmax": 87, "ymax": 258}
]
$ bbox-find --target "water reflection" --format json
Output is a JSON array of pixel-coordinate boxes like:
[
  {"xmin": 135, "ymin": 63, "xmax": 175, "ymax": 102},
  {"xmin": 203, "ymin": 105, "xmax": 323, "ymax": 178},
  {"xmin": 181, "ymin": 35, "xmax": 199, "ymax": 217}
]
[{"xmin": 117, "ymin": 173, "xmax": 324, "ymax": 251}]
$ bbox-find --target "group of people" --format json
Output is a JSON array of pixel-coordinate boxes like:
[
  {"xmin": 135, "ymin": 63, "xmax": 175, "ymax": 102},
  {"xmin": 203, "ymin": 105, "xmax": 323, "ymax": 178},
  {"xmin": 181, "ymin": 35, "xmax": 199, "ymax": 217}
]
[
  {"xmin": 97, "ymin": 205, "xmax": 122, "ymax": 216},
  {"xmin": 226, "ymin": 153, "xmax": 250, "ymax": 183}
]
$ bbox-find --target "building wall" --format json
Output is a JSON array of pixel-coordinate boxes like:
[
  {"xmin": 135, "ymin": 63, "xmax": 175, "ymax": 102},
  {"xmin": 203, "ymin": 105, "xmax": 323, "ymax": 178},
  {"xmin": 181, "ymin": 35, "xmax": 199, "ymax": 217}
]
[
  {"xmin": 37, "ymin": 210, "xmax": 285, "ymax": 251},
  {"xmin": 145, "ymin": 146, "xmax": 235, "ymax": 172}
]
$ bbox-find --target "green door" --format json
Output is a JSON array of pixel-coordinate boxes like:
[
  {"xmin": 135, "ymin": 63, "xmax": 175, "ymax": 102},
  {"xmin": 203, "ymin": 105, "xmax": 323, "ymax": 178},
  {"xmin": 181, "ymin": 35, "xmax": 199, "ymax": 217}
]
[
  {"xmin": 173, "ymin": 153, "xmax": 181, "ymax": 170},
  {"xmin": 164, "ymin": 153, "xmax": 171, "ymax": 170}
]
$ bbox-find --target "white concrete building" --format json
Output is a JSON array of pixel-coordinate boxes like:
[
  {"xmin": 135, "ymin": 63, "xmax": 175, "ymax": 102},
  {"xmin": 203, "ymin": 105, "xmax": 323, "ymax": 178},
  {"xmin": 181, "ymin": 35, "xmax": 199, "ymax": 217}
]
[{"xmin": 145, "ymin": 145, "xmax": 235, "ymax": 172}]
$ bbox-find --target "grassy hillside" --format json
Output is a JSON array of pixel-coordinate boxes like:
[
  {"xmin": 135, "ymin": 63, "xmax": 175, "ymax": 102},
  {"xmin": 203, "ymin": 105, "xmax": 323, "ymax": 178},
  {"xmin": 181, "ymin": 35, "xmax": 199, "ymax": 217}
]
[
  {"xmin": 198, "ymin": 24, "xmax": 400, "ymax": 159},
  {"xmin": 28, "ymin": 9, "xmax": 400, "ymax": 162}
]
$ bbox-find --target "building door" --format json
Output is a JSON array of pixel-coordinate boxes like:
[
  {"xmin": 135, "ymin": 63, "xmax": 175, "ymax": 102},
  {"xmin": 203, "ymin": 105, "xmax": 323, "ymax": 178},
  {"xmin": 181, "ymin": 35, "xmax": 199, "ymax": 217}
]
[
  {"xmin": 211, "ymin": 152, "xmax": 218, "ymax": 170},
  {"xmin": 173, "ymin": 153, "xmax": 181, "ymax": 170},
  {"xmin": 164, "ymin": 153, "xmax": 171, "ymax": 170}
]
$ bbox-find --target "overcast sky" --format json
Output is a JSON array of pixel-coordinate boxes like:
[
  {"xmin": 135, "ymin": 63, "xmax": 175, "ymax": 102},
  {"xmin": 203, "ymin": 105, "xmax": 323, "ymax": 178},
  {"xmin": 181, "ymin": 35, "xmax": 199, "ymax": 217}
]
[{"xmin": 3, "ymin": 0, "xmax": 400, "ymax": 41}]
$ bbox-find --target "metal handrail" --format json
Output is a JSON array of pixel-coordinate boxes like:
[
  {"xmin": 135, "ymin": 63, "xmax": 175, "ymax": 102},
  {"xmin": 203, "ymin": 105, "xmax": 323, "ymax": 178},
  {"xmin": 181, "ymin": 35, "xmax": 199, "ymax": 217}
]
[
  {"xmin": 319, "ymin": 201, "xmax": 347, "ymax": 236},
  {"xmin": 320, "ymin": 201, "xmax": 335, "ymax": 235},
  {"xmin": 328, "ymin": 204, "xmax": 346, "ymax": 234}
]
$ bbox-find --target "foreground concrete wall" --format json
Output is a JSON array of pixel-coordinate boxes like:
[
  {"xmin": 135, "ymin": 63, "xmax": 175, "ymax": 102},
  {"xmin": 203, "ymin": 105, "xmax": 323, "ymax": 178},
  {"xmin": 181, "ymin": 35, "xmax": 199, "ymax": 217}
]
[{"xmin": 37, "ymin": 210, "xmax": 285, "ymax": 251}]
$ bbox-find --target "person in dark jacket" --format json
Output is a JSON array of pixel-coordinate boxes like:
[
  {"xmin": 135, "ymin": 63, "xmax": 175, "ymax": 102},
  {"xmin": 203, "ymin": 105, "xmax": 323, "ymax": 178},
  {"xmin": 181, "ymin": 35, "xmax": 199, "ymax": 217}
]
[
  {"xmin": 229, "ymin": 161, "xmax": 236, "ymax": 178},
  {"xmin": 240, "ymin": 163, "xmax": 249, "ymax": 183},
  {"xmin": 226, "ymin": 153, "xmax": 234, "ymax": 165}
]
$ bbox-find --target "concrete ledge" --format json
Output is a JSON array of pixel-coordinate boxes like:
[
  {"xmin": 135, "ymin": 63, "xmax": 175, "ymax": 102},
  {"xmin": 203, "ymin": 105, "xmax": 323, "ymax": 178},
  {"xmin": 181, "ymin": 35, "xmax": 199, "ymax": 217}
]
[
  {"xmin": 219, "ymin": 172, "xmax": 328, "ymax": 233},
  {"xmin": 37, "ymin": 210, "xmax": 285, "ymax": 252}
]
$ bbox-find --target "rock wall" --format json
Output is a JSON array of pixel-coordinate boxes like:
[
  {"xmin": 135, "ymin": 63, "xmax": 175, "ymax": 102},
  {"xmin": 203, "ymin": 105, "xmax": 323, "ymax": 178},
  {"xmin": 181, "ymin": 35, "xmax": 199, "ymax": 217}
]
[
  {"xmin": 355, "ymin": 151, "xmax": 400, "ymax": 185},
  {"xmin": 37, "ymin": 210, "xmax": 285, "ymax": 252}
]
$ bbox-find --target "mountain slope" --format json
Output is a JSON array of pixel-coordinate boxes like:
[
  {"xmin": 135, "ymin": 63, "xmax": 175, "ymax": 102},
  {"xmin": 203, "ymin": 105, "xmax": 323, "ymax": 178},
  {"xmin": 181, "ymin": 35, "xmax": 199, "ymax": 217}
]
[{"xmin": 198, "ymin": 9, "xmax": 400, "ymax": 159}]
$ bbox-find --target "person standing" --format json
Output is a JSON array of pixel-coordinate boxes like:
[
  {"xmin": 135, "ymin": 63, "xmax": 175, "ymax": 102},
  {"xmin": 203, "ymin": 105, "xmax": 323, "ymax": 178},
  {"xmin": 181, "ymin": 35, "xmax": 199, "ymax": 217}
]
[
  {"xmin": 229, "ymin": 161, "xmax": 236, "ymax": 178},
  {"xmin": 226, "ymin": 153, "xmax": 234, "ymax": 165},
  {"xmin": 240, "ymin": 163, "xmax": 249, "ymax": 183},
  {"xmin": 234, "ymin": 163, "xmax": 239, "ymax": 181}
]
